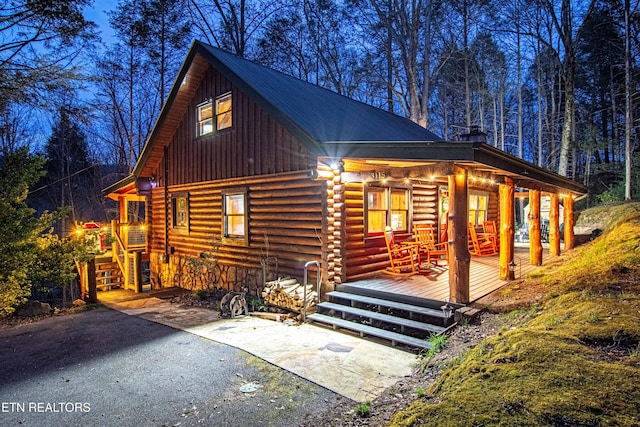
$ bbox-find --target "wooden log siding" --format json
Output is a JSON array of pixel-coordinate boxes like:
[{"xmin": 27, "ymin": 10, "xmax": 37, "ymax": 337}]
[
  {"xmin": 342, "ymin": 181, "xmax": 440, "ymax": 281},
  {"xmin": 412, "ymin": 183, "xmax": 439, "ymax": 224},
  {"xmin": 159, "ymin": 66, "xmax": 315, "ymax": 187},
  {"xmin": 149, "ymin": 171, "xmax": 325, "ymax": 284}
]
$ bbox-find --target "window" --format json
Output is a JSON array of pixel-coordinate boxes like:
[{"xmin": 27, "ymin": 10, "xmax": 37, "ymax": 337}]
[
  {"xmin": 216, "ymin": 92, "xmax": 232, "ymax": 130},
  {"xmin": 172, "ymin": 193, "xmax": 189, "ymax": 231},
  {"xmin": 365, "ymin": 184, "xmax": 410, "ymax": 236},
  {"xmin": 196, "ymin": 92, "xmax": 232, "ymax": 137},
  {"xmin": 223, "ymin": 189, "xmax": 247, "ymax": 244},
  {"xmin": 197, "ymin": 101, "xmax": 213, "ymax": 136},
  {"xmin": 468, "ymin": 192, "xmax": 488, "ymax": 226}
]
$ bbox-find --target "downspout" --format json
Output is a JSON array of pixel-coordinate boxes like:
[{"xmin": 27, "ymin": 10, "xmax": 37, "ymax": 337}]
[{"xmin": 163, "ymin": 146, "xmax": 170, "ymax": 263}]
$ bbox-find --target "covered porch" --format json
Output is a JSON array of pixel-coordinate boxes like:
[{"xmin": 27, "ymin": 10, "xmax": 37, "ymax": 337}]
[{"xmin": 340, "ymin": 245, "xmax": 543, "ymax": 304}]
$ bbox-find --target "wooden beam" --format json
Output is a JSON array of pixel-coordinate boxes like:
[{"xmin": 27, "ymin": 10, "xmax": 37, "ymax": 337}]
[
  {"xmin": 448, "ymin": 167, "xmax": 470, "ymax": 304},
  {"xmin": 499, "ymin": 177, "xmax": 515, "ymax": 280},
  {"xmin": 528, "ymin": 190, "xmax": 543, "ymax": 266},
  {"xmin": 564, "ymin": 195, "xmax": 575, "ymax": 250},
  {"xmin": 549, "ymin": 193, "xmax": 561, "ymax": 256},
  {"xmin": 119, "ymin": 196, "xmax": 128, "ymax": 223}
]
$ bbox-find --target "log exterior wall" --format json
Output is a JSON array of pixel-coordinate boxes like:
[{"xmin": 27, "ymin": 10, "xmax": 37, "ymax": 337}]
[
  {"xmin": 341, "ymin": 178, "xmax": 500, "ymax": 282},
  {"xmin": 147, "ymin": 65, "xmax": 322, "ymax": 291}
]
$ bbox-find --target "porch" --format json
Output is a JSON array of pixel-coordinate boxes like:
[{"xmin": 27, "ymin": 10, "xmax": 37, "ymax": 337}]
[{"xmin": 339, "ymin": 245, "xmax": 542, "ymax": 304}]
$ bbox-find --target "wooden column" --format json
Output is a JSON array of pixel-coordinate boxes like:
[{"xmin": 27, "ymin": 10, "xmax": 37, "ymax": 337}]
[
  {"xmin": 499, "ymin": 178, "xmax": 515, "ymax": 280},
  {"xmin": 528, "ymin": 190, "xmax": 543, "ymax": 266},
  {"xmin": 447, "ymin": 167, "xmax": 470, "ymax": 304},
  {"xmin": 549, "ymin": 193, "xmax": 561, "ymax": 256},
  {"xmin": 564, "ymin": 194, "xmax": 575, "ymax": 250},
  {"xmin": 118, "ymin": 196, "xmax": 128, "ymax": 223}
]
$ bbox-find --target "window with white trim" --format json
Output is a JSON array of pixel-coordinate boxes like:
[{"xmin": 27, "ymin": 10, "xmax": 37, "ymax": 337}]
[{"xmin": 222, "ymin": 189, "xmax": 247, "ymax": 244}]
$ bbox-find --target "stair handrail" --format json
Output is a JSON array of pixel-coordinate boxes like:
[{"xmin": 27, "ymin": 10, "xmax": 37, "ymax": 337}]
[
  {"xmin": 302, "ymin": 260, "xmax": 321, "ymax": 322},
  {"xmin": 111, "ymin": 220, "xmax": 129, "ymax": 288}
]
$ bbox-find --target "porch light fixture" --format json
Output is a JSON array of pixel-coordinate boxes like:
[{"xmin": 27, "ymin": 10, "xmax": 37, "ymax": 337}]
[
  {"xmin": 509, "ymin": 258, "xmax": 521, "ymax": 280},
  {"xmin": 149, "ymin": 176, "xmax": 156, "ymax": 188},
  {"xmin": 330, "ymin": 160, "xmax": 344, "ymax": 173}
]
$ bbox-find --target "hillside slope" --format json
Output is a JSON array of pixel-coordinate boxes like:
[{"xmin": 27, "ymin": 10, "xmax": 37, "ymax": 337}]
[{"xmin": 391, "ymin": 203, "xmax": 640, "ymax": 426}]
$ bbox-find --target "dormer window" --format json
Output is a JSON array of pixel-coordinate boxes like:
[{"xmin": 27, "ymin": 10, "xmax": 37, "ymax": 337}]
[{"xmin": 197, "ymin": 101, "xmax": 213, "ymax": 136}]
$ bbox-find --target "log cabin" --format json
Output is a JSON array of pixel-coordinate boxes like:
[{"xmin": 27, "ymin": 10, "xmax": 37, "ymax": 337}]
[{"xmin": 102, "ymin": 40, "xmax": 587, "ymax": 312}]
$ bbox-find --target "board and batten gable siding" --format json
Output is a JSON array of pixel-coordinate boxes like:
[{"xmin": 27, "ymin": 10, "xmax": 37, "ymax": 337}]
[{"xmin": 157, "ymin": 66, "xmax": 315, "ymax": 186}]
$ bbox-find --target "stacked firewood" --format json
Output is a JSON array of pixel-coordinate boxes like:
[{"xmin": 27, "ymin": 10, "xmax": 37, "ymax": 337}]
[{"xmin": 262, "ymin": 278, "xmax": 317, "ymax": 311}]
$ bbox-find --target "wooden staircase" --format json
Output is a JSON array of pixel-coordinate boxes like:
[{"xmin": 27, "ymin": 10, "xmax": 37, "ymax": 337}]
[
  {"xmin": 308, "ymin": 284, "xmax": 458, "ymax": 350},
  {"xmin": 94, "ymin": 258, "xmax": 123, "ymax": 291}
]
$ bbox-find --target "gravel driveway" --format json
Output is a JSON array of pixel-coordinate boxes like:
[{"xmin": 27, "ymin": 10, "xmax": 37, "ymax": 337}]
[{"xmin": 0, "ymin": 307, "xmax": 340, "ymax": 426}]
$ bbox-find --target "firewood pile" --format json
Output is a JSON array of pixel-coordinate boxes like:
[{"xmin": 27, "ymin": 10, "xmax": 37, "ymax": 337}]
[{"xmin": 262, "ymin": 278, "xmax": 317, "ymax": 312}]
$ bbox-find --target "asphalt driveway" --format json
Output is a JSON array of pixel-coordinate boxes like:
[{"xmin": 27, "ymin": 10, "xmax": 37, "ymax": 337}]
[{"xmin": 0, "ymin": 307, "xmax": 340, "ymax": 426}]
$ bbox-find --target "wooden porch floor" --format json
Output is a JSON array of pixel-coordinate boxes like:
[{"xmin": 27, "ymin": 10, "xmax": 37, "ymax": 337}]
[{"xmin": 342, "ymin": 245, "xmax": 544, "ymax": 303}]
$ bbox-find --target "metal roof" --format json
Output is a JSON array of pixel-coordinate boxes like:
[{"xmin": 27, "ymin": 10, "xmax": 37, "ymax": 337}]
[
  {"xmin": 105, "ymin": 40, "xmax": 586, "ymax": 196},
  {"xmin": 198, "ymin": 43, "xmax": 443, "ymax": 145}
]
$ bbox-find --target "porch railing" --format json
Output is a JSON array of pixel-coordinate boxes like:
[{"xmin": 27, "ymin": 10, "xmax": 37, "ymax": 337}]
[{"xmin": 111, "ymin": 220, "xmax": 146, "ymax": 292}]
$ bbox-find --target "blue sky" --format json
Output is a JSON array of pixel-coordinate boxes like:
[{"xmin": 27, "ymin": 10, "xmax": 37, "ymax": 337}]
[{"xmin": 84, "ymin": 1, "xmax": 115, "ymax": 44}]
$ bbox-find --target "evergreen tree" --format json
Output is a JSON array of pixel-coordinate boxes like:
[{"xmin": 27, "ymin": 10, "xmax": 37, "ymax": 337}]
[
  {"xmin": 0, "ymin": 148, "xmax": 65, "ymax": 315},
  {"xmin": 40, "ymin": 108, "xmax": 95, "ymax": 234}
]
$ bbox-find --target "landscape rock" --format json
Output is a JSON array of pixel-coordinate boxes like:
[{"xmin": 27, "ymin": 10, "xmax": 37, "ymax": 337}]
[{"xmin": 16, "ymin": 301, "xmax": 52, "ymax": 317}]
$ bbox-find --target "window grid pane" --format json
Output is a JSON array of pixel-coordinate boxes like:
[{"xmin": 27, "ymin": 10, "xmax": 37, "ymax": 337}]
[
  {"xmin": 197, "ymin": 103, "xmax": 213, "ymax": 136},
  {"xmin": 216, "ymin": 94, "xmax": 232, "ymax": 130}
]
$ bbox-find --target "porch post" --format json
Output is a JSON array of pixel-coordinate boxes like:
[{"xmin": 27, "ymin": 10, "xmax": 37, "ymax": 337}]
[
  {"xmin": 528, "ymin": 190, "xmax": 543, "ymax": 266},
  {"xmin": 549, "ymin": 193, "xmax": 561, "ymax": 256},
  {"xmin": 499, "ymin": 177, "xmax": 515, "ymax": 280},
  {"xmin": 118, "ymin": 196, "xmax": 128, "ymax": 223},
  {"xmin": 564, "ymin": 194, "xmax": 575, "ymax": 250},
  {"xmin": 447, "ymin": 167, "xmax": 470, "ymax": 304}
]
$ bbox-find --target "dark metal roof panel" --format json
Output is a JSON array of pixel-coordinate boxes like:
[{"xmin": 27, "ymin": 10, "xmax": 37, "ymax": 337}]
[{"xmin": 198, "ymin": 43, "xmax": 443, "ymax": 144}]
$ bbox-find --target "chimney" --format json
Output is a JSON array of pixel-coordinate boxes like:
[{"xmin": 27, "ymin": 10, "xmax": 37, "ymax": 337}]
[{"xmin": 459, "ymin": 125, "xmax": 487, "ymax": 143}]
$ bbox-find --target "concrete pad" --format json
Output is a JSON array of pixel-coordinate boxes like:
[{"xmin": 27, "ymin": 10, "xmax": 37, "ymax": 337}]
[{"xmin": 103, "ymin": 297, "xmax": 417, "ymax": 402}]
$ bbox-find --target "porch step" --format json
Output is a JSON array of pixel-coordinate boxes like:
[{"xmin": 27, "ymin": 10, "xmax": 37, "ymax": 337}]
[
  {"xmin": 327, "ymin": 291, "xmax": 452, "ymax": 321},
  {"xmin": 307, "ymin": 313, "xmax": 432, "ymax": 350},
  {"xmin": 317, "ymin": 302, "xmax": 446, "ymax": 334}
]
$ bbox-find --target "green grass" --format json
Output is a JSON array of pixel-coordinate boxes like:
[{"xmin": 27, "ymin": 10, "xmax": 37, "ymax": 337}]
[
  {"xmin": 391, "ymin": 203, "xmax": 640, "ymax": 427},
  {"xmin": 355, "ymin": 400, "xmax": 371, "ymax": 417}
]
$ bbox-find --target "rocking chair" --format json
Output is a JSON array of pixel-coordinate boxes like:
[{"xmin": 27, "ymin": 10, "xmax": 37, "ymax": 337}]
[
  {"xmin": 482, "ymin": 220, "xmax": 499, "ymax": 252},
  {"xmin": 468, "ymin": 223, "xmax": 497, "ymax": 256},
  {"xmin": 414, "ymin": 224, "xmax": 449, "ymax": 267},
  {"xmin": 383, "ymin": 226, "xmax": 418, "ymax": 275}
]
